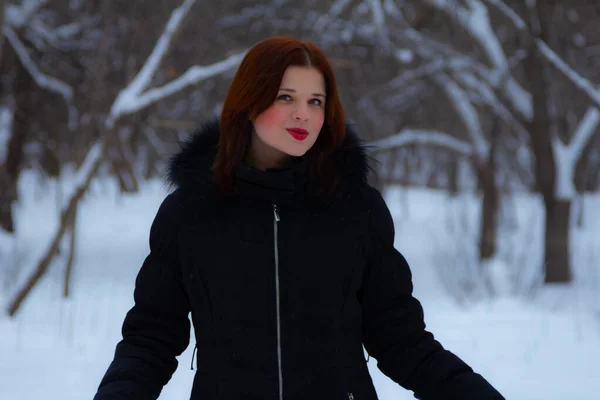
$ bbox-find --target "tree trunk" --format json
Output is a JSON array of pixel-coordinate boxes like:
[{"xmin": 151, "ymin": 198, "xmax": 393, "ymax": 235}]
[
  {"xmin": 0, "ymin": 45, "xmax": 35, "ymax": 232},
  {"xmin": 478, "ymin": 117, "xmax": 500, "ymax": 261},
  {"xmin": 63, "ymin": 204, "xmax": 78, "ymax": 298},
  {"xmin": 543, "ymin": 197, "xmax": 571, "ymax": 283},
  {"xmin": 520, "ymin": 1, "xmax": 571, "ymax": 283},
  {"xmin": 0, "ymin": 0, "xmax": 5, "ymax": 67},
  {"xmin": 7, "ymin": 141, "xmax": 106, "ymax": 317},
  {"xmin": 447, "ymin": 154, "xmax": 459, "ymax": 196},
  {"xmin": 478, "ymin": 161, "xmax": 499, "ymax": 260}
]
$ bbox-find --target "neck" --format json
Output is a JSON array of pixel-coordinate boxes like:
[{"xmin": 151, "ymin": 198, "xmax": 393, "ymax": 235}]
[{"xmin": 245, "ymin": 140, "xmax": 292, "ymax": 171}]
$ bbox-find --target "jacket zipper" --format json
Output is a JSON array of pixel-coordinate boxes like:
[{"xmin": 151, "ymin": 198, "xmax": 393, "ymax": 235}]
[{"xmin": 272, "ymin": 204, "xmax": 283, "ymax": 400}]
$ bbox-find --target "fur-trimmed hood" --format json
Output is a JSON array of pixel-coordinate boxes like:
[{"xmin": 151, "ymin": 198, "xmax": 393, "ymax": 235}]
[{"xmin": 166, "ymin": 117, "xmax": 371, "ymax": 194}]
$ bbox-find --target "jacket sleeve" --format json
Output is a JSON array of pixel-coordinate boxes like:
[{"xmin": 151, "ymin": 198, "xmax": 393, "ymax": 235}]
[
  {"xmin": 359, "ymin": 187, "xmax": 504, "ymax": 400},
  {"xmin": 93, "ymin": 192, "xmax": 191, "ymax": 400}
]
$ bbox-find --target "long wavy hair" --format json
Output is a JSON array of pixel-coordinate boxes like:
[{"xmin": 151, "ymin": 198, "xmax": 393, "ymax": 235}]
[{"xmin": 213, "ymin": 36, "xmax": 347, "ymax": 195}]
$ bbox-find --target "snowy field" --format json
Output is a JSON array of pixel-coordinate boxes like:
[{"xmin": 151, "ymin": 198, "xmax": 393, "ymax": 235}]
[{"xmin": 1, "ymin": 171, "xmax": 599, "ymax": 400}]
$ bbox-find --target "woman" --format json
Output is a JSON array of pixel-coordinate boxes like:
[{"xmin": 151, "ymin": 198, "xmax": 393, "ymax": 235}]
[{"xmin": 94, "ymin": 36, "xmax": 504, "ymax": 400}]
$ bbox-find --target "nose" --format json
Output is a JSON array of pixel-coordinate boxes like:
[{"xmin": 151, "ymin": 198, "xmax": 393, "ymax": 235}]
[{"xmin": 292, "ymin": 106, "xmax": 309, "ymax": 121}]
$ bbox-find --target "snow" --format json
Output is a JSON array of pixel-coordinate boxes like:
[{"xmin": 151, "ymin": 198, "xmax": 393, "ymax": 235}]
[
  {"xmin": 1, "ymin": 171, "xmax": 599, "ymax": 399},
  {"xmin": 0, "ymin": 106, "xmax": 13, "ymax": 164},
  {"xmin": 552, "ymin": 140, "xmax": 577, "ymax": 201},
  {"xmin": 394, "ymin": 49, "xmax": 413, "ymax": 64}
]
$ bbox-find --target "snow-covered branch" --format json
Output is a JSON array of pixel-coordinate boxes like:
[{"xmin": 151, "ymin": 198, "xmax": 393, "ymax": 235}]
[
  {"xmin": 568, "ymin": 107, "xmax": 600, "ymax": 164},
  {"xmin": 435, "ymin": 74, "xmax": 489, "ymax": 160},
  {"xmin": 3, "ymin": 27, "xmax": 72, "ymax": 101},
  {"xmin": 482, "ymin": 0, "xmax": 526, "ymax": 30},
  {"xmin": 537, "ymin": 42, "xmax": 600, "ymax": 109},
  {"xmin": 313, "ymin": 0, "xmax": 353, "ymax": 32},
  {"xmin": 3, "ymin": 26, "xmax": 78, "ymax": 130},
  {"xmin": 28, "ymin": 16, "xmax": 98, "ymax": 52},
  {"xmin": 367, "ymin": 129, "xmax": 473, "ymax": 156},
  {"xmin": 551, "ymin": 108, "xmax": 600, "ymax": 200},
  {"xmin": 366, "ymin": 0, "xmax": 389, "ymax": 47},
  {"xmin": 108, "ymin": 0, "xmax": 245, "ymax": 126},
  {"xmin": 5, "ymin": 0, "xmax": 50, "ymax": 28},
  {"xmin": 108, "ymin": 0, "xmax": 196, "ymax": 126},
  {"xmin": 113, "ymin": 52, "xmax": 246, "ymax": 120},
  {"xmin": 424, "ymin": 0, "xmax": 532, "ymax": 120},
  {"xmin": 388, "ymin": 57, "xmax": 447, "ymax": 89},
  {"xmin": 0, "ymin": 107, "xmax": 13, "ymax": 164},
  {"xmin": 484, "ymin": 0, "xmax": 600, "ymax": 109},
  {"xmin": 455, "ymin": 72, "xmax": 529, "ymax": 137},
  {"xmin": 425, "ymin": 0, "xmax": 504, "ymax": 71}
]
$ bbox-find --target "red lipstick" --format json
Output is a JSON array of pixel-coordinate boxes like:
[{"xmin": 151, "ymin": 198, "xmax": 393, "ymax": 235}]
[{"xmin": 286, "ymin": 128, "xmax": 309, "ymax": 141}]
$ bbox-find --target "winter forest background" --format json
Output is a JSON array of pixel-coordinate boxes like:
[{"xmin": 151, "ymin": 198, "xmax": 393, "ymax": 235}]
[{"xmin": 1, "ymin": 0, "xmax": 599, "ymax": 399}]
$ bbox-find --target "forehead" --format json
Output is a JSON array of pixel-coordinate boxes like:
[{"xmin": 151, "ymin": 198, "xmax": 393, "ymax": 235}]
[{"xmin": 280, "ymin": 66, "xmax": 325, "ymax": 91}]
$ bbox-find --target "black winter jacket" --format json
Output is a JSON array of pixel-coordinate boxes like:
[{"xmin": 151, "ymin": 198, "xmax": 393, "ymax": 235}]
[{"xmin": 94, "ymin": 119, "xmax": 504, "ymax": 400}]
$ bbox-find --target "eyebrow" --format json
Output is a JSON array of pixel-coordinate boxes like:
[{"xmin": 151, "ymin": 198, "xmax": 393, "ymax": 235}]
[{"xmin": 279, "ymin": 88, "xmax": 326, "ymax": 98}]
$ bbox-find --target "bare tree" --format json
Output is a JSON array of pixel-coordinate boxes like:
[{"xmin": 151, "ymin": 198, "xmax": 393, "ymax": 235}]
[
  {"xmin": 6, "ymin": 0, "xmax": 245, "ymax": 317},
  {"xmin": 486, "ymin": 0, "xmax": 600, "ymax": 283},
  {"xmin": 398, "ymin": 0, "xmax": 600, "ymax": 283}
]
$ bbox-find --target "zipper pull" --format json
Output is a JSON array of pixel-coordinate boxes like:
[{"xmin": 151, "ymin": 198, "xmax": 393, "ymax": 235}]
[
  {"xmin": 273, "ymin": 204, "xmax": 280, "ymax": 222},
  {"xmin": 348, "ymin": 393, "xmax": 354, "ymax": 400}
]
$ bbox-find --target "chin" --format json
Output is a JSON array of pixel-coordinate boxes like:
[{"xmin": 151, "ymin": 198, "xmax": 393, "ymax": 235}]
[{"xmin": 283, "ymin": 146, "xmax": 311, "ymax": 157}]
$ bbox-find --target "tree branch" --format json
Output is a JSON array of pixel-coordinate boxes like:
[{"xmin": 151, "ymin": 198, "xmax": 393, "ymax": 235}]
[
  {"xmin": 107, "ymin": 0, "xmax": 246, "ymax": 127},
  {"xmin": 366, "ymin": 0, "xmax": 390, "ymax": 48},
  {"xmin": 6, "ymin": 140, "xmax": 105, "ymax": 317},
  {"xmin": 536, "ymin": 42, "xmax": 600, "ymax": 109},
  {"xmin": 484, "ymin": 0, "xmax": 600, "ymax": 109},
  {"xmin": 435, "ymin": 74, "xmax": 489, "ymax": 160},
  {"xmin": 367, "ymin": 129, "xmax": 473, "ymax": 156},
  {"xmin": 5, "ymin": 0, "xmax": 51, "ymax": 29},
  {"xmin": 3, "ymin": 26, "xmax": 78, "ymax": 130},
  {"xmin": 569, "ymin": 107, "xmax": 600, "ymax": 163},
  {"xmin": 423, "ymin": 0, "xmax": 532, "ymax": 120},
  {"xmin": 313, "ymin": 0, "xmax": 353, "ymax": 32},
  {"xmin": 114, "ymin": 52, "xmax": 246, "ymax": 120},
  {"xmin": 454, "ymin": 71, "xmax": 529, "ymax": 137},
  {"xmin": 107, "ymin": 0, "xmax": 197, "ymax": 127}
]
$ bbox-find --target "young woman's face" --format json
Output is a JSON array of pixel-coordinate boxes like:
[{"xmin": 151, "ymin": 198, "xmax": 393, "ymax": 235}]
[{"xmin": 248, "ymin": 66, "xmax": 326, "ymax": 170}]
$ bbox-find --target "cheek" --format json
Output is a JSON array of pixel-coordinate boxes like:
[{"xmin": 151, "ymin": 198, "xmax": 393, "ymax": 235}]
[
  {"xmin": 255, "ymin": 105, "xmax": 287, "ymax": 129},
  {"xmin": 311, "ymin": 113, "xmax": 325, "ymax": 132}
]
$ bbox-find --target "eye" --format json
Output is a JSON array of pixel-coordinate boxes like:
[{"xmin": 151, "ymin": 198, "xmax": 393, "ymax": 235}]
[
  {"xmin": 277, "ymin": 94, "xmax": 292, "ymax": 101},
  {"xmin": 310, "ymin": 98, "xmax": 323, "ymax": 106}
]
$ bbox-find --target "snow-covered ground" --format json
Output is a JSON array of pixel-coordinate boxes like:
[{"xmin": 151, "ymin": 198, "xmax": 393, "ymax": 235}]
[{"xmin": 1, "ymin": 171, "xmax": 599, "ymax": 399}]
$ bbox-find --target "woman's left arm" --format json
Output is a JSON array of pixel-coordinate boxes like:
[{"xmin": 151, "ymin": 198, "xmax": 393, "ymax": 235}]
[{"xmin": 358, "ymin": 187, "xmax": 505, "ymax": 400}]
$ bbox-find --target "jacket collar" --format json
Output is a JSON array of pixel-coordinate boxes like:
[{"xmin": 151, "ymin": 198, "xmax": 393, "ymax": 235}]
[{"xmin": 166, "ymin": 117, "xmax": 372, "ymax": 200}]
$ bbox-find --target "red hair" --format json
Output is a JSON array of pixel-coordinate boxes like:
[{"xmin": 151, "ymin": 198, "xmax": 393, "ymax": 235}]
[{"xmin": 214, "ymin": 36, "xmax": 346, "ymax": 195}]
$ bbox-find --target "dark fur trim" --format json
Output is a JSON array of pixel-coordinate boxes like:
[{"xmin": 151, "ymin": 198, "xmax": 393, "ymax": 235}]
[{"xmin": 166, "ymin": 117, "xmax": 373, "ymax": 192}]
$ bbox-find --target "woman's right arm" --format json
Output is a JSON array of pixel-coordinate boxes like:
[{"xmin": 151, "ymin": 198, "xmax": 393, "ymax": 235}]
[{"xmin": 93, "ymin": 192, "xmax": 191, "ymax": 400}]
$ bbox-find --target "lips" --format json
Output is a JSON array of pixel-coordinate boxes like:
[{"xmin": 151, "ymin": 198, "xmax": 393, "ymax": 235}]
[{"xmin": 286, "ymin": 128, "xmax": 309, "ymax": 141}]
